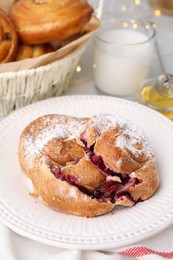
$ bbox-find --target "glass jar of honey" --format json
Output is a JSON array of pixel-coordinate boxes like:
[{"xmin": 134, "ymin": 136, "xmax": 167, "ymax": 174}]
[{"xmin": 138, "ymin": 76, "xmax": 173, "ymax": 119}]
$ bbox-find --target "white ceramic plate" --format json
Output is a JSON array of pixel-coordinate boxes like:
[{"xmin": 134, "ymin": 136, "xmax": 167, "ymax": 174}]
[{"xmin": 0, "ymin": 95, "xmax": 173, "ymax": 250}]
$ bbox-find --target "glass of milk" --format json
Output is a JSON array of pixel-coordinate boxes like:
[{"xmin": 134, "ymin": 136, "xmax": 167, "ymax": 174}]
[{"xmin": 94, "ymin": 16, "xmax": 156, "ymax": 98}]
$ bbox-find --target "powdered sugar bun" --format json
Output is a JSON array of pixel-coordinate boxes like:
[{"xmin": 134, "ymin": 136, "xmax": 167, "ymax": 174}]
[{"xmin": 19, "ymin": 113, "xmax": 159, "ymax": 217}]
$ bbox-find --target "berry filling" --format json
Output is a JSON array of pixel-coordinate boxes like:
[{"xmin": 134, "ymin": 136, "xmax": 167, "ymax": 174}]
[
  {"xmin": 84, "ymin": 145, "xmax": 124, "ymax": 178},
  {"xmin": 80, "ymin": 132, "xmax": 142, "ymax": 204},
  {"xmin": 49, "ymin": 132, "xmax": 142, "ymax": 205},
  {"xmin": 51, "ymin": 166, "xmax": 118, "ymax": 203},
  {"xmin": 3, "ymin": 32, "xmax": 12, "ymax": 40},
  {"xmin": 51, "ymin": 165, "xmax": 139, "ymax": 204}
]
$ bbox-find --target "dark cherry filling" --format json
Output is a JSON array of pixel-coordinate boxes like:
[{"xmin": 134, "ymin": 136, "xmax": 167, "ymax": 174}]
[
  {"xmin": 51, "ymin": 166, "xmax": 93, "ymax": 196},
  {"xmin": 80, "ymin": 132, "xmax": 87, "ymax": 146},
  {"xmin": 51, "ymin": 165, "xmax": 140, "ymax": 204},
  {"xmin": 3, "ymin": 32, "xmax": 12, "ymax": 40},
  {"xmin": 50, "ymin": 133, "xmax": 141, "ymax": 203},
  {"xmin": 81, "ymin": 132, "xmax": 124, "ymax": 178},
  {"xmin": 51, "ymin": 166, "xmax": 118, "ymax": 203},
  {"xmin": 52, "ymin": 167, "xmax": 76, "ymax": 184},
  {"xmin": 92, "ymin": 180, "xmax": 118, "ymax": 203},
  {"xmin": 84, "ymin": 146, "xmax": 125, "ymax": 179},
  {"xmin": 49, "ymin": 133, "xmax": 142, "ymax": 204},
  {"xmin": 80, "ymin": 132, "xmax": 142, "ymax": 204}
]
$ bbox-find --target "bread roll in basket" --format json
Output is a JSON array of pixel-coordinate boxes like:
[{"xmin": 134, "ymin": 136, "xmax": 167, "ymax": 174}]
[
  {"xmin": 19, "ymin": 113, "xmax": 159, "ymax": 217},
  {"xmin": 0, "ymin": 9, "xmax": 18, "ymax": 63},
  {"xmin": 0, "ymin": 0, "xmax": 98, "ymax": 116},
  {"xmin": 10, "ymin": 0, "xmax": 94, "ymax": 44}
]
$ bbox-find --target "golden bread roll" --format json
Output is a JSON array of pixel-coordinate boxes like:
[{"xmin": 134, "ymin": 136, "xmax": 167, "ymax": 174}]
[
  {"xmin": 19, "ymin": 113, "xmax": 159, "ymax": 217},
  {"xmin": 15, "ymin": 43, "xmax": 54, "ymax": 61},
  {"xmin": 0, "ymin": 8, "xmax": 18, "ymax": 63},
  {"xmin": 150, "ymin": 0, "xmax": 173, "ymax": 15},
  {"xmin": 10, "ymin": 0, "xmax": 94, "ymax": 45}
]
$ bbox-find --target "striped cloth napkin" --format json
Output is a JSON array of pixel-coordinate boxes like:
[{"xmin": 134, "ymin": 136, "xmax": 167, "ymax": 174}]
[
  {"xmin": 0, "ymin": 222, "xmax": 173, "ymax": 260},
  {"xmin": 102, "ymin": 224, "xmax": 173, "ymax": 260}
]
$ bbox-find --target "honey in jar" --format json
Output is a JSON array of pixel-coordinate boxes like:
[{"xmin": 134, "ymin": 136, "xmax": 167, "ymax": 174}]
[{"xmin": 138, "ymin": 76, "xmax": 173, "ymax": 119}]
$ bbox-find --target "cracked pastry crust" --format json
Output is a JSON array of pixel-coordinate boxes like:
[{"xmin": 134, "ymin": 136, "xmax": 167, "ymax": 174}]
[
  {"xmin": 10, "ymin": 0, "xmax": 94, "ymax": 44},
  {"xmin": 0, "ymin": 9, "xmax": 18, "ymax": 63},
  {"xmin": 19, "ymin": 113, "xmax": 159, "ymax": 217}
]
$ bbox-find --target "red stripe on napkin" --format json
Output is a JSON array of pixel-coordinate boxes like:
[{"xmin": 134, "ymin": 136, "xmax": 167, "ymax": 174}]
[{"xmin": 119, "ymin": 246, "xmax": 173, "ymax": 259}]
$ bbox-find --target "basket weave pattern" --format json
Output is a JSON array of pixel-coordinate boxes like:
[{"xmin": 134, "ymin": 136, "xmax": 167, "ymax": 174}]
[{"xmin": 0, "ymin": 45, "xmax": 86, "ymax": 116}]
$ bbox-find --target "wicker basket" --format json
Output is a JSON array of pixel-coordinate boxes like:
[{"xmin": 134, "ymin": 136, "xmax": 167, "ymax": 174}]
[{"xmin": 0, "ymin": 44, "xmax": 86, "ymax": 116}]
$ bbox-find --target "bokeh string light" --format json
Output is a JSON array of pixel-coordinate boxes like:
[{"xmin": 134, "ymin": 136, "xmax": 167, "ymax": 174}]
[{"xmin": 75, "ymin": 0, "xmax": 162, "ymax": 79}]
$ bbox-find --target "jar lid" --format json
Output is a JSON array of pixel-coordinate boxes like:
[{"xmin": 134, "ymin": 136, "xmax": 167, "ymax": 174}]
[{"xmin": 156, "ymin": 74, "xmax": 173, "ymax": 98}]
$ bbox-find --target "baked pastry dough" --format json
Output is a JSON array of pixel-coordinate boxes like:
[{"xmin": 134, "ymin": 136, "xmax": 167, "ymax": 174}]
[
  {"xmin": 10, "ymin": 0, "xmax": 94, "ymax": 45},
  {"xmin": 15, "ymin": 43, "xmax": 54, "ymax": 61},
  {"xmin": 19, "ymin": 113, "xmax": 159, "ymax": 217},
  {"xmin": 0, "ymin": 9, "xmax": 18, "ymax": 63}
]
